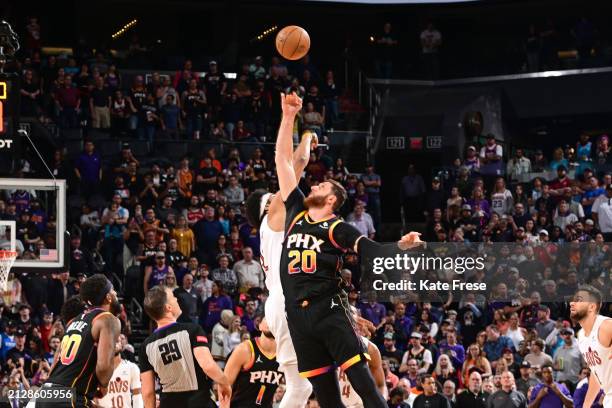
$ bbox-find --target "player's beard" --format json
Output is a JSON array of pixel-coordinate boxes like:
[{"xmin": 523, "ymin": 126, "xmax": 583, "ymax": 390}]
[
  {"xmin": 262, "ymin": 330, "xmax": 275, "ymax": 339},
  {"xmin": 110, "ymin": 298, "xmax": 122, "ymax": 316},
  {"xmin": 304, "ymin": 194, "xmax": 326, "ymax": 209},
  {"xmin": 570, "ymin": 308, "xmax": 587, "ymax": 321}
]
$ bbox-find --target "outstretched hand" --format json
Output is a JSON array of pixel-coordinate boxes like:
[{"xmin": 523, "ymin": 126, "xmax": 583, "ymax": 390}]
[
  {"xmin": 398, "ymin": 231, "xmax": 424, "ymax": 250},
  {"xmin": 281, "ymin": 92, "xmax": 303, "ymax": 117}
]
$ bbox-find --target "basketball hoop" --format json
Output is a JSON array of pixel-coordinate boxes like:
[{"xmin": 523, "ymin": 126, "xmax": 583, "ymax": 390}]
[{"xmin": 0, "ymin": 250, "xmax": 17, "ymax": 291}]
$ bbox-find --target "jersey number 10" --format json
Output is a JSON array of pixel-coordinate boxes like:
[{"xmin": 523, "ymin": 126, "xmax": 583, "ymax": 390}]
[{"xmin": 159, "ymin": 339, "xmax": 182, "ymax": 365}]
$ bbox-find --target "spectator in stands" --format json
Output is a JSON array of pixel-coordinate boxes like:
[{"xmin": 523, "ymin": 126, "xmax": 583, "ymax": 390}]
[
  {"xmin": 552, "ymin": 327, "xmax": 582, "ymax": 386},
  {"xmin": 375, "ymin": 22, "xmax": 399, "ymax": 79},
  {"xmin": 524, "ymin": 338, "xmax": 553, "ymax": 369},
  {"xmin": 203, "ymin": 61, "xmax": 227, "ymax": 113},
  {"xmin": 483, "ymin": 325, "xmax": 514, "ymax": 370},
  {"xmin": 412, "ymin": 374, "xmax": 451, "ymax": 408},
  {"xmin": 420, "ymin": 22, "xmax": 443, "ymax": 79},
  {"xmin": 549, "ymin": 149, "xmax": 569, "ymax": 172},
  {"xmin": 233, "ymin": 247, "xmax": 263, "ymax": 293},
  {"xmin": 479, "ymin": 134, "xmax": 504, "ymax": 188},
  {"xmin": 90, "ymin": 76, "xmax": 111, "ymax": 129},
  {"xmin": 211, "ymin": 254, "xmax": 237, "ymax": 295},
  {"xmin": 181, "ymin": 78, "xmax": 206, "ymax": 140},
  {"xmin": 362, "ymin": 164, "xmax": 382, "ymax": 231},
  {"xmin": 55, "ymin": 75, "xmax": 81, "ymax": 129},
  {"xmin": 528, "ymin": 365, "xmax": 573, "ymax": 408},
  {"xmin": 507, "ymin": 148, "xmax": 532, "ymax": 182},
  {"xmin": 347, "ymin": 201, "xmax": 376, "ymax": 239},
  {"xmin": 491, "ymin": 178, "xmax": 514, "ymax": 216},
  {"xmin": 74, "ymin": 140, "xmax": 102, "ymax": 200},
  {"xmin": 201, "ymin": 280, "xmax": 233, "ymax": 334},
  {"xmin": 457, "ymin": 371, "xmax": 489, "ymax": 408},
  {"xmin": 401, "ymin": 332, "xmax": 433, "ymax": 375},
  {"xmin": 46, "ymin": 270, "xmax": 77, "ymax": 316},
  {"xmin": 532, "ymin": 150, "xmax": 549, "ymax": 172},
  {"xmin": 174, "ymin": 273, "xmax": 198, "ymax": 323},
  {"xmin": 160, "ymin": 94, "xmax": 181, "ymax": 138}
]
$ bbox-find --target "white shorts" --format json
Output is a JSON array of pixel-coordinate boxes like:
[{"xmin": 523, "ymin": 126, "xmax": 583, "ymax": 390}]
[
  {"xmin": 265, "ymin": 291, "xmax": 297, "ymax": 369},
  {"xmin": 604, "ymin": 394, "xmax": 612, "ymax": 408}
]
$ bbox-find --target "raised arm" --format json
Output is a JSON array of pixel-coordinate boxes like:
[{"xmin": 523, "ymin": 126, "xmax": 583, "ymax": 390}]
[{"xmin": 275, "ymin": 93, "xmax": 302, "ymax": 201}]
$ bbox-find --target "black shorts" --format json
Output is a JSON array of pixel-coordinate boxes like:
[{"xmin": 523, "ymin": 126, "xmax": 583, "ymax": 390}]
[{"xmin": 286, "ymin": 293, "xmax": 369, "ymax": 378}]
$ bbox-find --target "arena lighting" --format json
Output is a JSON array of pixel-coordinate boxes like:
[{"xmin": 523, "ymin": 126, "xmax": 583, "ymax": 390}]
[
  {"xmin": 111, "ymin": 19, "xmax": 138, "ymax": 40},
  {"xmin": 252, "ymin": 25, "xmax": 279, "ymax": 42}
]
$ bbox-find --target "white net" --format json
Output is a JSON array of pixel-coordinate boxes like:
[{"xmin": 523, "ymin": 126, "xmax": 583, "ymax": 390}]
[{"xmin": 0, "ymin": 251, "xmax": 17, "ymax": 292}]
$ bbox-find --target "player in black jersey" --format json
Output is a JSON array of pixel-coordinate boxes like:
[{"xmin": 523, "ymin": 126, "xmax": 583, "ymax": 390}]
[
  {"xmin": 275, "ymin": 93, "xmax": 422, "ymax": 408},
  {"xmin": 140, "ymin": 285, "xmax": 231, "ymax": 408},
  {"xmin": 38, "ymin": 274, "xmax": 121, "ymax": 408},
  {"xmin": 223, "ymin": 316, "xmax": 284, "ymax": 408}
]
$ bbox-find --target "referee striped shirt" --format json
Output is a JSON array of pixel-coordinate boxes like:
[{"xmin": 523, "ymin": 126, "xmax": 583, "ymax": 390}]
[{"xmin": 139, "ymin": 322, "xmax": 213, "ymax": 406}]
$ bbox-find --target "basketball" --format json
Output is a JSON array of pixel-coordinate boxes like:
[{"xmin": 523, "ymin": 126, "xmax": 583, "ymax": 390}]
[{"xmin": 275, "ymin": 25, "xmax": 310, "ymax": 60}]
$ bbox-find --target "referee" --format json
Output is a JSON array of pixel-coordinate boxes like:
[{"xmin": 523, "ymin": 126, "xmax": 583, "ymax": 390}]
[
  {"xmin": 486, "ymin": 371, "xmax": 527, "ymax": 408},
  {"xmin": 140, "ymin": 285, "xmax": 231, "ymax": 408}
]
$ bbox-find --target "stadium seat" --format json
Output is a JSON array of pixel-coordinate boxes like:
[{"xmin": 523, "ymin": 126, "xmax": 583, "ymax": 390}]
[
  {"xmin": 129, "ymin": 140, "xmax": 151, "ymax": 157},
  {"xmin": 65, "ymin": 140, "xmax": 83, "ymax": 158},
  {"xmin": 97, "ymin": 139, "xmax": 122, "ymax": 158}
]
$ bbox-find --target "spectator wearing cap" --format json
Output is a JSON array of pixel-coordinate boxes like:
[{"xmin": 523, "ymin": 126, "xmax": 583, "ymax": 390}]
[
  {"xmin": 516, "ymin": 360, "xmax": 540, "ymax": 398},
  {"xmin": 193, "ymin": 263, "xmax": 213, "ymax": 302},
  {"xmin": 457, "ymin": 371, "xmax": 489, "ymax": 408},
  {"xmin": 382, "ymin": 332, "xmax": 404, "ymax": 376},
  {"xmin": 401, "ymin": 332, "xmax": 433, "ymax": 375},
  {"xmin": 591, "ymin": 184, "xmax": 612, "ymax": 241},
  {"xmin": 203, "ymin": 61, "xmax": 227, "ymax": 111},
  {"xmin": 507, "ymin": 148, "xmax": 532, "ymax": 182},
  {"xmin": 549, "ymin": 165, "xmax": 571, "ymax": 204},
  {"xmin": 465, "ymin": 146, "xmax": 481, "ymax": 174},
  {"xmin": 483, "ymin": 325, "xmax": 515, "ymax": 370},
  {"xmin": 552, "ymin": 327, "xmax": 582, "ymax": 385},
  {"xmin": 6, "ymin": 328, "xmax": 32, "ymax": 376},
  {"xmin": 528, "ymin": 365, "xmax": 573, "ymax": 408}
]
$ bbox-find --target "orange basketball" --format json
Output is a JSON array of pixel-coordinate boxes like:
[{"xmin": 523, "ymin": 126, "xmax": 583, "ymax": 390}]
[{"xmin": 275, "ymin": 25, "xmax": 310, "ymax": 60}]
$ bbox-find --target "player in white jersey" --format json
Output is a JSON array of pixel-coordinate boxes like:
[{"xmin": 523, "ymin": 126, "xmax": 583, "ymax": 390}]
[
  {"xmin": 570, "ymin": 285, "xmax": 612, "ymax": 408},
  {"xmin": 96, "ymin": 340, "xmax": 142, "ymax": 408},
  {"xmin": 338, "ymin": 335, "xmax": 387, "ymax": 408},
  {"xmin": 245, "ymin": 130, "xmax": 317, "ymax": 408}
]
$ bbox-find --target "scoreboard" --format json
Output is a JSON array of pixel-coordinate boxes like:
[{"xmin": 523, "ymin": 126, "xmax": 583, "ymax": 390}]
[{"xmin": 0, "ymin": 74, "xmax": 19, "ymax": 173}]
